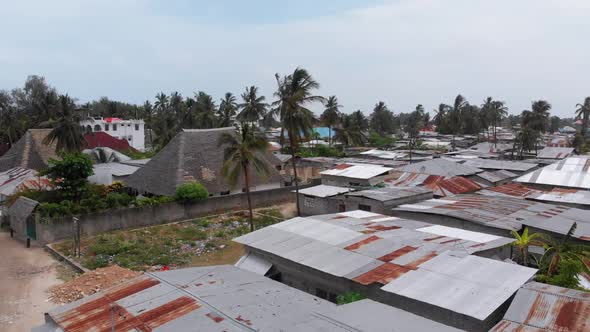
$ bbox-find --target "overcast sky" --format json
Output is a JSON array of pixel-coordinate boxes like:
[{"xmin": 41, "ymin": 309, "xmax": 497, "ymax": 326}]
[{"xmin": 1, "ymin": 0, "xmax": 589, "ymax": 117}]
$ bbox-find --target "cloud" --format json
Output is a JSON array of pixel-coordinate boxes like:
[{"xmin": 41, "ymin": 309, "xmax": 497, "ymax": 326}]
[{"xmin": 1, "ymin": 0, "xmax": 589, "ymax": 117}]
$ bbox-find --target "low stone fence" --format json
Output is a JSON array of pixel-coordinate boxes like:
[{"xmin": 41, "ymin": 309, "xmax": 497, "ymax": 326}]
[{"xmin": 31, "ymin": 185, "xmax": 307, "ymax": 245}]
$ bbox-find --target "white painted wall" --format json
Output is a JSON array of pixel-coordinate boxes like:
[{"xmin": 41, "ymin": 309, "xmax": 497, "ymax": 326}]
[{"xmin": 80, "ymin": 117, "xmax": 145, "ymax": 151}]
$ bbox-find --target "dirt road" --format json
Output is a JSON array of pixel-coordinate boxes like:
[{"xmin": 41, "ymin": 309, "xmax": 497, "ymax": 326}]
[{"xmin": 0, "ymin": 232, "xmax": 62, "ymax": 332}]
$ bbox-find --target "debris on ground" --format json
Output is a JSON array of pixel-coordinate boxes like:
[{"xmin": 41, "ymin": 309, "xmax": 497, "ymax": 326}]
[{"xmin": 49, "ymin": 265, "xmax": 140, "ymax": 304}]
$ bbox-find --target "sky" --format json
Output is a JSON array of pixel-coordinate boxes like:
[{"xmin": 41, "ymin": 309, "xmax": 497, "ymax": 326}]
[{"xmin": 1, "ymin": 0, "xmax": 589, "ymax": 117}]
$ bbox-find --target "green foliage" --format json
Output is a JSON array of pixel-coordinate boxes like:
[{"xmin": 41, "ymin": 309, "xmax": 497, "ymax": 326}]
[
  {"xmin": 297, "ymin": 145, "xmax": 343, "ymax": 158},
  {"xmin": 124, "ymin": 149, "xmax": 157, "ymax": 160},
  {"xmin": 368, "ymin": 132, "xmax": 396, "ymax": 148},
  {"xmin": 194, "ymin": 219, "xmax": 210, "ymax": 228},
  {"xmin": 105, "ymin": 192, "xmax": 134, "ymax": 208},
  {"xmin": 134, "ymin": 196, "xmax": 175, "ymax": 207},
  {"xmin": 336, "ymin": 292, "xmax": 366, "ymax": 305},
  {"xmin": 175, "ymin": 182, "xmax": 209, "ymax": 202},
  {"xmin": 536, "ymin": 259, "xmax": 587, "ymax": 290},
  {"xmin": 44, "ymin": 153, "xmax": 94, "ymax": 200}
]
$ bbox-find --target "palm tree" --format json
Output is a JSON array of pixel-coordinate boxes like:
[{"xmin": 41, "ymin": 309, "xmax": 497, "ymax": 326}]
[
  {"xmin": 194, "ymin": 91, "xmax": 218, "ymax": 128},
  {"xmin": 448, "ymin": 95, "xmax": 467, "ymax": 150},
  {"xmin": 320, "ymin": 96, "xmax": 341, "ymax": 147},
  {"xmin": 491, "ymin": 101, "xmax": 508, "ymax": 147},
  {"xmin": 510, "ymin": 227, "xmax": 546, "ymax": 267},
  {"xmin": 525, "ymin": 100, "xmax": 551, "ymax": 154},
  {"xmin": 43, "ymin": 94, "xmax": 84, "ymax": 153},
  {"xmin": 237, "ymin": 86, "xmax": 268, "ymax": 124},
  {"xmin": 433, "ymin": 104, "xmax": 450, "ymax": 133},
  {"xmin": 369, "ymin": 101, "xmax": 395, "ymax": 136},
  {"xmin": 218, "ymin": 92, "xmax": 238, "ymax": 127},
  {"xmin": 154, "ymin": 92, "xmax": 169, "ymax": 113},
  {"xmin": 335, "ymin": 114, "xmax": 367, "ymax": 147},
  {"xmin": 219, "ymin": 124, "xmax": 271, "ymax": 231},
  {"xmin": 575, "ymin": 97, "xmax": 590, "ymax": 137},
  {"xmin": 273, "ymin": 68, "xmax": 324, "ymax": 216},
  {"xmin": 405, "ymin": 107, "xmax": 424, "ymax": 162}
]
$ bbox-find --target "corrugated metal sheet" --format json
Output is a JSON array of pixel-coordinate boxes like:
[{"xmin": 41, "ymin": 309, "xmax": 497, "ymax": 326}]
[
  {"xmin": 395, "ymin": 194, "xmax": 590, "ymax": 241},
  {"xmin": 462, "ymin": 159, "xmax": 537, "ymax": 172},
  {"xmin": 345, "ymin": 186, "xmax": 432, "ymax": 202},
  {"xmin": 476, "ymin": 170, "xmax": 518, "ymax": 184},
  {"xmin": 536, "ymin": 147, "xmax": 575, "ymax": 159},
  {"xmin": 395, "ymin": 158, "xmax": 482, "ymax": 177},
  {"xmin": 234, "ymin": 211, "xmax": 532, "ymax": 321},
  {"xmin": 296, "ymin": 185, "xmax": 354, "ymax": 198},
  {"xmin": 320, "ymin": 164, "xmax": 393, "ymax": 179},
  {"xmin": 489, "ymin": 282, "xmax": 590, "ymax": 331},
  {"xmin": 480, "ymin": 183, "xmax": 590, "ymax": 207},
  {"xmin": 387, "ymin": 172, "xmax": 483, "ymax": 197},
  {"xmin": 0, "ymin": 167, "xmax": 52, "ymax": 199},
  {"xmin": 516, "ymin": 157, "xmax": 590, "ymax": 190}
]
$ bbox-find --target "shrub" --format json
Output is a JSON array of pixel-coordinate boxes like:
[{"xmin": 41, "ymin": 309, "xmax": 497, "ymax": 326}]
[
  {"xmin": 105, "ymin": 192, "xmax": 134, "ymax": 208},
  {"xmin": 43, "ymin": 153, "xmax": 94, "ymax": 200},
  {"xmin": 175, "ymin": 182, "xmax": 208, "ymax": 202},
  {"xmin": 336, "ymin": 292, "xmax": 366, "ymax": 305}
]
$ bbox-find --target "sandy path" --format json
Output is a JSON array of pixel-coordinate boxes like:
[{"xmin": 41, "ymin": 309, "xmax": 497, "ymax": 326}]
[{"xmin": 0, "ymin": 232, "xmax": 62, "ymax": 332}]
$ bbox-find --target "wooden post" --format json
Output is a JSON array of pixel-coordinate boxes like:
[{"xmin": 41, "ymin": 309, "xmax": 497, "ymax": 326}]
[{"xmin": 26, "ymin": 238, "xmax": 30, "ymax": 248}]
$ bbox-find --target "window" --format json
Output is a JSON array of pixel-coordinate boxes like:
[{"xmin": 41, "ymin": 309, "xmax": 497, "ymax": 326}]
[
  {"xmin": 105, "ymin": 124, "xmax": 109, "ymax": 131},
  {"xmin": 358, "ymin": 204, "xmax": 372, "ymax": 212},
  {"xmin": 304, "ymin": 195, "xmax": 315, "ymax": 208},
  {"xmin": 135, "ymin": 124, "xmax": 139, "ymax": 130},
  {"xmin": 127, "ymin": 137, "xmax": 132, "ymax": 141},
  {"xmin": 113, "ymin": 124, "xmax": 117, "ymax": 131},
  {"xmin": 94, "ymin": 125, "xmax": 101, "ymax": 132}
]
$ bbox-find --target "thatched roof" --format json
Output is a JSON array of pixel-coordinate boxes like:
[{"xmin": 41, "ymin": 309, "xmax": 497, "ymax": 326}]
[
  {"xmin": 0, "ymin": 129, "xmax": 59, "ymax": 172},
  {"xmin": 125, "ymin": 127, "xmax": 284, "ymax": 196}
]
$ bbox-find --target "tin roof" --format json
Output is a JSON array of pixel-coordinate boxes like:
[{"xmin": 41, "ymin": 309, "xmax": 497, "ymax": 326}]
[
  {"xmin": 476, "ymin": 170, "xmax": 518, "ymax": 184},
  {"xmin": 395, "ymin": 158, "xmax": 482, "ymax": 177},
  {"xmin": 462, "ymin": 159, "xmax": 537, "ymax": 172},
  {"xmin": 320, "ymin": 163, "xmax": 393, "ymax": 179},
  {"xmin": 395, "ymin": 194, "xmax": 590, "ymax": 241},
  {"xmin": 489, "ymin": 282, "xmax": 590, "ymax": 332},
  {"xmin": 515, "ymin": 157, "xmax": 590, "ymax": 190},
  {"xmin": 480, "ymin": 183, "xmax": 590, "ymax": 207},
  {"xmin": 234, "ymin": 211, "xmax": 535, "ymax": 321},
  {"xmin": 0, "ymin": 167, "xmax": 52, "ymax": 199},
  {"xmin": 536, "ymin": 147, "xmax": 575, "ymax": 159},
  {"xmin": 359, "ymin": 149, "xmax": 407, "ymax": 159},
  {"xmin": 296, "ymin": 185, "xmax": 354, "ymax": 198},
  {"xmin": 386, "ymin": 172, "xmax": 484, "ymax": 197},
  {"xmin": 345, "ymin": 186, "xmax": 432, "ymax": 202},
  {"xmin": 39, "ymin": 265, "xmax": 462, "ymax": 332}
]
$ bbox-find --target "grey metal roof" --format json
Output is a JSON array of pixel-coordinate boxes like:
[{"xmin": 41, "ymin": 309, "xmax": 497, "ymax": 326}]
[
  {"xmin": 37, "ymin": 264, "xmax": 462, "ymax": 332},
  {"xmin": 395, "ymin": 158, "xmax": 482, "ymax": 177},
  {"xmin": 515, "ymin": 157, "xmax": 590, "ymax": 190},
  {"xmin": 489, "ymin": 282, "xmax": 590, "ymax": 332},
  {"xmin": 395, "ymin": 194, "xmax": 590, "ymax": 241},
  {"xmin": 536, "ymin": 147, "xmax": 575, "ymax": 159},
  {"xmin": 475, "ymin": 170, "xmax": 518, "ymax": 184},
  {"xmin": 234, "ymin": 211, "xmax": 534, "ymax": 321},
  {"xmin": 345, "ymin": 186, "xmax": 432, "ymax": 202},
  {"xmin": 272, "ymin": 153, "xmax": 292, "ymax": 163},
  {"xmin": 479, "ymin": 183, "xmax": 590, "ymax": 207},
  {"xmin": 296, "ymin": 184, "xmax": 354, "ymax": 198},
  {"xmin": 321, "ymin": 164, "xmax": 393, "ymax": 179},
  {"xmin": 7, "ymin": 196, "xmax": 38, "ymax": 220},
  {"xmin": 462, "ymin": 159, "xmax": 537, "ymax": 172}
]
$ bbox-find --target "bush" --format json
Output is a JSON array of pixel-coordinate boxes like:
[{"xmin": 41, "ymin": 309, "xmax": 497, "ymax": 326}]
[
  {"xmin": 43, "ymin": 153, "xmax": 94, "ymax": 200},
  {"xmin": 336, "ymin": 292, "xmax": 366, "ymax": 305},
  {"xmin": 105, "ymin": 192, "xmax": 134, "ymax": 208},
  {"xmin": 175, "ymin": 182, "xmax": 208, "ymax": 202}
]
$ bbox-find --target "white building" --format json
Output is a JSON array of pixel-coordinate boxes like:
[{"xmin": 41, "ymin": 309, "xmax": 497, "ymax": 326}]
[{"xmin": 80, "ymin": 117, "xmax": 145, "ymax": 151}]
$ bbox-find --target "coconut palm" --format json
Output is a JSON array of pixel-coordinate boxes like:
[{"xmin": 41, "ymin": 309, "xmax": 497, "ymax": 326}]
[
  {"xmin": 320, "ymin": 96, "xmax": 341, "ymax": 147},
  {"xmin": 575, "ymin": 97, "xmax": 590, "ymax": 136},
  {"xmin": 237, "ymin": 86, "xmax": 268, "ymax": 124},
  {"xmin": 219, "ymin": 124, "xmax": 270, "ymax": 231},
  {"xmin": 218, "ymin": 92, "xmax": 238, "ymax": 127},
  {"xmin": 510, "ymin": 227, "xmax": 546, "ymax": 267},
  {"xmin": 273, "ymin": 68, "xmax": 324, "ymax": 216},
  {"xmin": 194, "ymin": 91, "xmax": 218, "ymax": 129},
  {"xmin": 335, "ymin": 114, "xmax": 366, "ymax": 147},
  {"xmin": 43, "ymin": 94, "xmax": 84, "ymax": 153},
  {"xmin": 448, "ymin": 95, "xmax": 467, "ymax": 150},
  {"xmin": 154, "ymin": 92, "xmax": 169, "ymax": 113},
  {"xmin": 369, "ymin": 101, "xmax": 395, "ymax": 136}
]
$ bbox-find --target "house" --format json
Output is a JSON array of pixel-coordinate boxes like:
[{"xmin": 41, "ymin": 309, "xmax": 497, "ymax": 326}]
[
  {"xmin": 536, "ymin": 147, "xmax": 575, "ymax": 159},
  {"xmin": 387, "ymin": 172, "xmax": 485, "ymax": 197},
  {"xmin": 489, "ymin": 282, "xmax": 590, "ymax": 331},
  {"xmin": 83, "ymin": 131, "xmax": 136, "ymax": 152},
  {"xmin": 393, "ymin": 194, "xmax": 590, "ymax": 243},
  {"xmin": 479, "ymin": 182, "xmax": 590, "ymax": 210},
  {"xmin": 395, "ymin": 158, "xmax": 482, "ymax": 177},
  {"xmin": 34, "ymin": 264, "xmax": 462, "ymax": 332},
  {"xmin": 515, "ymin": 156, "xmax": 590, "ymax": 191},
  {"xmin": 88, "ymin": 162, "xmax": 140, "ymax": 185},
  {"xmin": 125, "ymin": 128, "xmax": 284, "ymax": 197},
  {"xmin": 473, "ymin": 170, "xmax": 518, "ymax": 186},
  {"xmin": 0, "ymin": 167, "xmax": 52, "ymax": 203},
  {"xmin": 320, "ymin": 164, "xmax": 394, "ymax": 188},
  {"xmin": 558, "ymin": 126, "xmax": 577, "ymax": 134},
  {"xmin": 80, "ymin": 117, "xmax": 146, "ymax": 151},
  {"xmin": 343, "ymin": 187, "xmax": 432, "ymax": 214},
  {"xmin": 0, "ymin": 129, "xmax": 58, "ymax": 172},
  {"xmin": 234, "ymin": 211, "xmax": 536, "ymax": 331},
  {"xmin": 297, "ymin": 185, "xmax": 354, "ymax": 216},
  {"xmin": 6, "ymin": 196, "xmax": 38, "ymax": 242}
]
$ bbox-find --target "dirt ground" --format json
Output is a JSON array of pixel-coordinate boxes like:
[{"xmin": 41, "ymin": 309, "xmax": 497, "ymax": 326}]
[{"xmin": 0, "ymin": 232, "xmax": 63, "ymax": 332}]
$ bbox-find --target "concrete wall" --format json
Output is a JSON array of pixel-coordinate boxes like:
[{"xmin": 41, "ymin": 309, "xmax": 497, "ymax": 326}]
[
  {"xmin": 32, "ymin": 185, "xmax": 306, "ymax": 245},
  {"xmin": 344, "ymin": 192, "xmax": 433, "ymax": 215},
  {"xmin": 299, "ymin": 194, "xmax": 345, "ymax": 217}
]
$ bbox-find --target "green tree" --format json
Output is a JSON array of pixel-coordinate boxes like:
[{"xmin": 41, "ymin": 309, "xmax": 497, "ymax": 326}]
[
  {"xmin": 536, "ymin": 223, "xmax": 589, "ymax": 280},
  {"xmin": 335, "ymin": 113, "xmax": 367, "ymax": 147},
  {"xmin": 194, "ymin": 91, "xmax": 218, "ymax": 128},
  {"xmin": 550, "ymin": 116, "xmax": 561, "ymax": 133},
  {"xmin": 273, "ymin": 68, "xmax": 324, "ymax": 216},
  {"xmin": 237, "ymin": 86, "xmax": 268, "ymax": 123},
  {"xmin": 404, "ymin": 106, "xmax": 425, "ymax": 162},
  {"xmin": 320, "ymin": 96, "xmax": 341, "ymax": 147},
  {"xmin": 575, "ymin": 97, "xmax": 590, "ymax": 137},
  {"xmin": 490, "ymin": 100, "xmax": 508, "ymax": 146},
  {"xmin": 44, "ymin": 153, "xmax": 94, "ymax": 201},
  {"xmin": 176, "ymin": 182, "xmax": 208, "ymax": 202},
  {"xmin": 369, "ymin": 101, "xmax": 395, "ymax": 136},
  {"xmin": 218, "ymin": 92, "xmax": 238, "ymax": 127},
  {"xmin": 43, "ymin": 95, "xmax": 84, "ymax": 153},
  {"xmin": 509, "ymin": 227, "xmax": 546, "ymax": 267},
  {"xmin": 218, "ymin": 124, "xmax": 271, "ymax": 231},
  {"xmin": 448, "ymin": 95, "xmax": 467, "ymax": 150}
]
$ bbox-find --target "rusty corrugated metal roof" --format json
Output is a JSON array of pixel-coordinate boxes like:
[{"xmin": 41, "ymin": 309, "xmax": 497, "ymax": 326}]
[{"xmin": 387, "ymin": 172, "xmax": 483, "ymax": 197}]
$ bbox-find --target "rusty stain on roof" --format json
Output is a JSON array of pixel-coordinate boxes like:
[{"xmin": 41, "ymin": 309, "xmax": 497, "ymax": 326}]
[
  {"xmin": 333, "ymin": 163, "xmax": 353, "ymax": 169},
  {"xmin": 406, "ymin": 252, "xmax": 438, "ymax": 269},
  {"xmin": 206, "ymin": 312, "xmax": 225, "ymax": 323},
  {"xmin": 136, "ymin": 296, "xmax": 201, "ymax": 330},
  {"xmin": 367, "ymin": 224, "xmax": 401, "ymax": 231},
  {"xmin": 344, "ymin": 235, "xmax": 381, "ymax": 250},
  {"xmin": 235, "ymin": 315, "xmax": 253, "ymax": 326},
  {"xmin": 424, "ymin": 235, "xmax": 446, "ymax": 242},
  {"xmin": 352, "ymin": 263, "xmax": 412, "ymax": 285},
  {"xmin": 378, "ymin": 246, "xmax": 418, "ymax": 262}
]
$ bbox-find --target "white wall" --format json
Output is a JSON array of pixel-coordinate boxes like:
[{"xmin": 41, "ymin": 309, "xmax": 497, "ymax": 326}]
[{"xmin": 80, "ymin": 118, "xmax": 145, "ymax": 151}]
